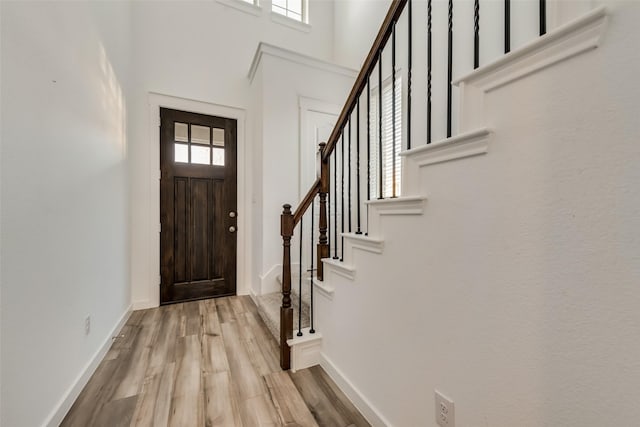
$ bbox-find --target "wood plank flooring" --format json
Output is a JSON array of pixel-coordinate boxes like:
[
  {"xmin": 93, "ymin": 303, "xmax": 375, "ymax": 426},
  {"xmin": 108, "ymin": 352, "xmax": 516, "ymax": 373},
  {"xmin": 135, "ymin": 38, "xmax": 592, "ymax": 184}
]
[{"xmin": 61, "ymin": 296, "xmax": 369, "ymax": 427}]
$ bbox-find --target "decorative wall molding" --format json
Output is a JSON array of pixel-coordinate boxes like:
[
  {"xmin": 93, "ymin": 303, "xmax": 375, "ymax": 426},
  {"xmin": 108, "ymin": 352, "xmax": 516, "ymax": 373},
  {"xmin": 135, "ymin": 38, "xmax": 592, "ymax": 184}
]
[
  {"xmin": 342, "ymin": 233, "xmax": 384, "ymax": 254},
  {"xmin": 366, "ymin": 196, "xmax": 426, "ymax": 216},
  {"xmin": 322, "ymin": 258, "xmax": 356, "ymax": 281},
  {"xmin": 401, "ymin": 129, "xmax": 491, "ymax": 168},
  {"xmin": 454, "ymin": 6, "xmax": 607, "ymax": 92},
  {"xmin": 313, "ymin": 277, "xmax": 335, "ymax": 300},
  {"xmin": 287, "ymin": 328, "xmax": 323, "ymax": 372},
  {"xmin": 454, "ymin": 7, "xmax": 607, "ymax": 132},
  {"xmin": 248, "ymin": 42, "xmax": 358, "ymax": 83}
]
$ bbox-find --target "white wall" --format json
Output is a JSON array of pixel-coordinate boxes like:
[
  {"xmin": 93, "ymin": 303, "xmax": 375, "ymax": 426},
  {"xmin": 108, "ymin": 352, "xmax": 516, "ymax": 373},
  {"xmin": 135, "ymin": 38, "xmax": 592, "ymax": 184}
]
[
  {"xmin": 129, "ymin": 0, "xmax": 336, "ymax": 307},
  {"xmin": 317, "ymin": 1, "xmax": 640, "ymax": 426},
  {"xmin": 334, "ymin": 0, "xmax": 390, "ymax": 69},
  {"xmin": 250, "ymin": 47, "xmax": 356, "ymax": 295},
  {"xmin": 0, "ymin": 1, "xmax": 132, "ymax": 426}
]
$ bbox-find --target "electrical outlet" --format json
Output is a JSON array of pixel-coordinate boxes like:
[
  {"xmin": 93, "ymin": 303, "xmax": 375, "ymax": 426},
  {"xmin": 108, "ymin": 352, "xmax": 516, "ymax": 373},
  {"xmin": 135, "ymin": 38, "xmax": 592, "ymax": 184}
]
[
  {"xmin": 435, "ymin": 390, "xmax": 455, "ymax": 427},
  {"xmin": 85, "ymin": 316, "xmax": 91, "ymax": 335}
]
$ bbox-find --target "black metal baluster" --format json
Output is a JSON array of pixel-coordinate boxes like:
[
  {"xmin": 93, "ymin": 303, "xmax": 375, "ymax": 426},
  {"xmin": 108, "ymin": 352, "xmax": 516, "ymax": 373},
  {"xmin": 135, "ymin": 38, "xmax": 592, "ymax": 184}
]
[
  {"xmin": 474, "ymin": 0, "xmax": 480, "ymax": 69},
  {"xmin": 407, "ymin": 0, "xmax": 412, "ymax": 150},
  {"xmin": 378, "ymin": 50, "xmax": 383, "ymax": 199},
  {"xmin": 341, "ymin": 131, "xmax": 345, "ymax": 261},
  {"xmin": 427, "ymin": 0, "xmax": 432, "ymax": 144},
  {"xmin": 356, "ymin": 100, "xmax": 362, "ymax": 234},
  {"xmin": 309, "ymin": 199, "xmax": 315, "ymax": 334},
  {"xmin": 447, "ymin": 0, "xmax": 453, "ymax": 138},
  {"xmin": 540, "ymin": 0, "xmax": 546, "ymax": 35},
  {"xmin": 505, "ymin": 0, "xmax": 511, "ymax": 53},
  {"xmin": 348, "ymin": 116, "xmax": 352, "ymax": 233},
  {"xmin": 366, "ymin": 76, "xmax": 371, "ymax": 235},
  {"xmin": 327, "ymin": 156, "xmax": 331, "ymax": 256},
  {"xmin": 297, "ymin": 218, "xmax": 303, "ymax": 337},
  {"xmin": 333, "ymin": 151, "xmax": 338, "ymax": 259},
  {"xmin": 392, "ymin": 22, "xmax": 397, "ymax": 198}
]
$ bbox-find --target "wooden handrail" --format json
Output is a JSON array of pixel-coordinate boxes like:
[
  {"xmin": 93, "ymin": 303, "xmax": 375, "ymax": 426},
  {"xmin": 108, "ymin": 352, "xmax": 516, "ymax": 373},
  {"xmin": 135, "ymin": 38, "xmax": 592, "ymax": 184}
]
[
  {"xmin": 293, "ymin": 178, "xmax": 321, "ymax": 225},
  {"xmin": 280, "ymin": 0, "xmax": 408, "ymax": 370},
  {"xmin": 321, "ymin": 0, "xmax": 408, "ymax": 161}
]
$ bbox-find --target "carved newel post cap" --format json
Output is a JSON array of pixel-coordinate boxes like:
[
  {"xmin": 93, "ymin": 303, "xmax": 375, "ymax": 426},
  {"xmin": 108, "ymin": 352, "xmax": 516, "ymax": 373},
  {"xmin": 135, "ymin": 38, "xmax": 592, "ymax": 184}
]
[{"xmin": 282, "ymin": 204, "xmax": 291, "ymax": 213}]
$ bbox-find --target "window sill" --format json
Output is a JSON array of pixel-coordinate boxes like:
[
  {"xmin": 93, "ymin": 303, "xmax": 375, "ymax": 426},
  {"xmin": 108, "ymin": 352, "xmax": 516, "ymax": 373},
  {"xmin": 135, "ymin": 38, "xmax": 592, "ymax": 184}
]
[
  {"xmin": 216, "ymin": 0, "xmax": 262, "ymax": 17},
  {"xmin": 270, "ymin": 11, "xmax": 311, "ymax": 33}
]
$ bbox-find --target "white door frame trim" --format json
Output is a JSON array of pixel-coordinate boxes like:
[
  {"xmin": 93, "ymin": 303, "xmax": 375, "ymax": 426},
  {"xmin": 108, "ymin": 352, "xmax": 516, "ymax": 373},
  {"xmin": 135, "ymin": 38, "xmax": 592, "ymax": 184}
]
[
  {"xmin": 142, "ymin": 92, "xmax": 250, "ymax": 309},
  {"xmin": 298, "ymin": 96, "xmax": 341, "ymax": 199}
]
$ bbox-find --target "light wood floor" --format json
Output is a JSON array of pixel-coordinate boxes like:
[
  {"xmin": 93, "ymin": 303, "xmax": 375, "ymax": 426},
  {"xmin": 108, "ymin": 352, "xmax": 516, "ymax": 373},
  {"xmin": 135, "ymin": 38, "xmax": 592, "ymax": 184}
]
[{"xmin": 61, "ymin": 296, "xmax": 370, "ymax": 427}]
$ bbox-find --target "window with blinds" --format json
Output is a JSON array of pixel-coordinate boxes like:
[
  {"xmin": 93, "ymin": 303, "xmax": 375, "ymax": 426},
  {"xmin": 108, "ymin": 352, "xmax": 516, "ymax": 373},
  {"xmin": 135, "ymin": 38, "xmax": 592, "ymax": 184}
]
[{"xmin": 369, "ymin": 76, "xmax": 402, "ymax": 199}]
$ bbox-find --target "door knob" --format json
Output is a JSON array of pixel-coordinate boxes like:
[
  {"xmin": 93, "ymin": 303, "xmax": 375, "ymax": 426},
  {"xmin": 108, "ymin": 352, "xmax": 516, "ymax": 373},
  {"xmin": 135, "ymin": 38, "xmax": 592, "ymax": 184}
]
[
  {"xmin": 229, "ymin": 226, "xmax": 236, "ymax": 233},
  {"xmin": 229, "ymin": 211, "xmax": 236, "ymax": 218}
]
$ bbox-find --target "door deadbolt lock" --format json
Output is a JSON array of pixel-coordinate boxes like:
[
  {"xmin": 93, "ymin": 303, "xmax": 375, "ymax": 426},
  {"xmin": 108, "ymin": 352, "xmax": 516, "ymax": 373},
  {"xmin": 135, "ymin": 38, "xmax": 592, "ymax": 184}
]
[
  {"xmin": 229, "ymin": 211, "xmax": 236, "ymax": 218},
  {"xmin": 229, "ymin": 226, "xmax": 236, "ymax": 233}
]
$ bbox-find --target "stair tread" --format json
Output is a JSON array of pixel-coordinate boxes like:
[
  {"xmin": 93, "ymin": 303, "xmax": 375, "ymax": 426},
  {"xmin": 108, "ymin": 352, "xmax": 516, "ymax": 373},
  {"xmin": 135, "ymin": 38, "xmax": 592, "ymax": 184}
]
[{"xmin": 256, "ymin": 291, "xmax": 311, "ymax": 341}]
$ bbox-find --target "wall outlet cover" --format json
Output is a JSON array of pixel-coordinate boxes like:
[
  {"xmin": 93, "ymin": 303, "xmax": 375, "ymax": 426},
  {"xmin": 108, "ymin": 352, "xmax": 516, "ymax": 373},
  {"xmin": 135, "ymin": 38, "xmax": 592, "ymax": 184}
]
[{"xmin": 435, "ymin": 390, "xmax": 455, "ymax": 427}]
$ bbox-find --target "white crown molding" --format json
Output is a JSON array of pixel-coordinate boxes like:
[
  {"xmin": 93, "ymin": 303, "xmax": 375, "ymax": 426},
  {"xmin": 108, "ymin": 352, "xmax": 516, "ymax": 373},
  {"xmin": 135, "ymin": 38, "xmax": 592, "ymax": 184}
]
[
  {"xmin": 401, "ymin": 128, "xmax": 491, "ymax": 167},
  {"xmin": 454, "ymin": 6, "xmax": 607, "ymax": 91},
  {"xmin": 247, "ymin": 42, "xmax": 358, "ymax": 83}
]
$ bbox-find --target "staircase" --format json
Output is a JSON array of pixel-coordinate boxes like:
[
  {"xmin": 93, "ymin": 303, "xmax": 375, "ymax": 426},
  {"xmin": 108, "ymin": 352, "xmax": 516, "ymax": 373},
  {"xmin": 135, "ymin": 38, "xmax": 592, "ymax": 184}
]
[{"xmin": 256, "ymin": 0, "xmax": 622, "ymax": 425}]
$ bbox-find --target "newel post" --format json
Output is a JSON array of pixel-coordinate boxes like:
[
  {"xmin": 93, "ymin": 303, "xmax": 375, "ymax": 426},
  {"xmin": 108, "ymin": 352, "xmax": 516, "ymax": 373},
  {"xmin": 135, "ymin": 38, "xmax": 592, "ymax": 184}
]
[
  {"xmin": 317, "ymin": 143, "xmax": 329, "ymax": 281},
  {"xmin": 280, "ymin": 204, "xmax": 294, "ymax": 370}
]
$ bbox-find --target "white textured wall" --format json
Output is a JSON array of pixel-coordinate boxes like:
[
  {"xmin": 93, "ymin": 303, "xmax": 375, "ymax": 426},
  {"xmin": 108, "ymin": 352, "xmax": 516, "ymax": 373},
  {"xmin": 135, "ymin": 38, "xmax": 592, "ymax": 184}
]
[
  {"xmin": 0, "ymin": 2, "xmax": 131, "ymax": 426},
  {"xmin": 250, "ymin": 51, "xmax": 355, "ymax": 295},
  {"xmin": 317, "ymin": 1, "xmax": 640, "ymax": 426},
  {"xmin": 129, "ymin": 0, "xmax": 336, "ymax": 307}
]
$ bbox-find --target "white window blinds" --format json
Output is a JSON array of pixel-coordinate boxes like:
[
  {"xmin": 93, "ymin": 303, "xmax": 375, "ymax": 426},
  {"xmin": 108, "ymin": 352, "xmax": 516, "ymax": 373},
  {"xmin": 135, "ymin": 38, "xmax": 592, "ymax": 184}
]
[{"xmin": 369, "ymin": 76, "xmax": 402, "ymax": 199}]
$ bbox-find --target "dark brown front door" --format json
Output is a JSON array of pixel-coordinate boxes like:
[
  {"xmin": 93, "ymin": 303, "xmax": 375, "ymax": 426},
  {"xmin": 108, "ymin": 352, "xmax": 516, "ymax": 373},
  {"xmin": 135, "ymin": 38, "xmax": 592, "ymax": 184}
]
[{"xmin": 160, "ymin": 108, "xmax": 237, "ymax": 304}]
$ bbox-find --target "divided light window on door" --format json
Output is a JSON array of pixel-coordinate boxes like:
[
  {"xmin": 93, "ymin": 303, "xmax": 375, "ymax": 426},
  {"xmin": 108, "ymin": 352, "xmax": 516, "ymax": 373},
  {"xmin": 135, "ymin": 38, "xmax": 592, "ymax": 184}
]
[{"xmin": 173, "ymin": 122, "xmax": 225, "ymax": 166}]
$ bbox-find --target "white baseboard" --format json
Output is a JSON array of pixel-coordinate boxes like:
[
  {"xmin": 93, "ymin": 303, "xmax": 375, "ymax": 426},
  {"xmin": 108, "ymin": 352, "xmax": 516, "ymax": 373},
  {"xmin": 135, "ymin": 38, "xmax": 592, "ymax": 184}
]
[
  {"xmin": 132, "ymin": 299, "xmax": 156, "ymax": 310},
  {"xmin": 320, "ymin": 353, "xmax": 393, "ymax": 427},
  {"xmin": 43, "ymin": 305, "xmax": 133, "ymax": 427},
  {"xmin": 259, "ymin": 264, "xmax": 282, "ymax": 295}
]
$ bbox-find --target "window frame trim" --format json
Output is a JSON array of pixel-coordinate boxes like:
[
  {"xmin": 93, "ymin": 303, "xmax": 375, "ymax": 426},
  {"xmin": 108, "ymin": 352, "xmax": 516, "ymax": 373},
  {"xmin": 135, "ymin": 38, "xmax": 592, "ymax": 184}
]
[
  {"xmin": 270, "ymin": 0, "xmax": 311, "ymax": 31},
  {"xmin": 216, "ymin": 0, "xmax": 262, "ymax": 17}
]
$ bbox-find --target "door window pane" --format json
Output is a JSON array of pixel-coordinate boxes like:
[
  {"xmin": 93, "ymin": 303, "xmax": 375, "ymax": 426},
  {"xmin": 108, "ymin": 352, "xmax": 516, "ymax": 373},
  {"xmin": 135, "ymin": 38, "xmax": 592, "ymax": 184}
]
[
  {"xmin": 191, "ymin": 125, "xmax": 210, "ymax": 144},
  {"xmin": 175, "ymin": 143, "xmax": 188, "ymax": 163},
  {"xmin": 191, "ymin": 145, "xmax": 210, "ymax": 165},
  {"xmin": 212, "ymin": 147, "xmax": 225, "ymax": 166},
  {"xmin": 212, "ymin": 128, "xmax": 225, "ymax": 147},
  {"xmin": 175, "ymin": 123, "xmax": 188, "ymax": 142}
]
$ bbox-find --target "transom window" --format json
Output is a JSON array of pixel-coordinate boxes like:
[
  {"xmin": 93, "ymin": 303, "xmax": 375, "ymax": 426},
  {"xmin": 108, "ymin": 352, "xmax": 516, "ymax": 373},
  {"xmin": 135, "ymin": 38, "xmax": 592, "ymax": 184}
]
[
  {"xmin": 174, "ymin": 122, "xmax": 225, "ymax": 166},
  {"xmin": 272, "ymin": 0, "xmax": 305, "ymax": 22}
]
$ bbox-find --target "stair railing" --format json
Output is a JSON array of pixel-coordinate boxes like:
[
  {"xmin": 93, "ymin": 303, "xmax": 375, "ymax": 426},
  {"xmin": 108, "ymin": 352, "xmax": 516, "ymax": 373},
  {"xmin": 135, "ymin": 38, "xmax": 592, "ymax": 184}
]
[{"xmin": 279, "ymin": 0, "xmax": 549, "ymax": 369}]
